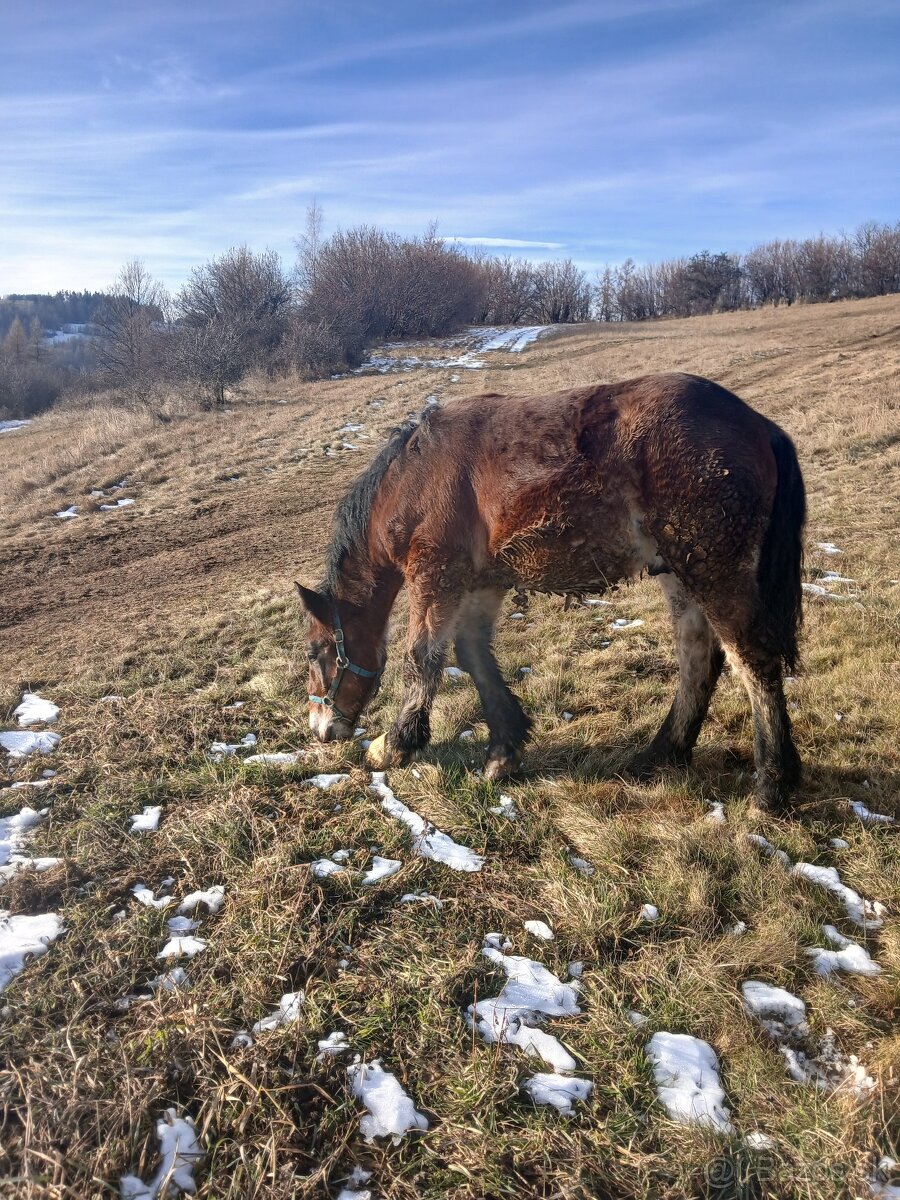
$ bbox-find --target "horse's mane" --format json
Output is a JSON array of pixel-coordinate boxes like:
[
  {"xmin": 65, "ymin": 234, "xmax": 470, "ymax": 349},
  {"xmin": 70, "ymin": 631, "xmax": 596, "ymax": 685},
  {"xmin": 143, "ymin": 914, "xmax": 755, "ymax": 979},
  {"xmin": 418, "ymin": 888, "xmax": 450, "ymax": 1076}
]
[{"xmin": 322, "ymin": 416, "xmax": 420, "ymax": 591}]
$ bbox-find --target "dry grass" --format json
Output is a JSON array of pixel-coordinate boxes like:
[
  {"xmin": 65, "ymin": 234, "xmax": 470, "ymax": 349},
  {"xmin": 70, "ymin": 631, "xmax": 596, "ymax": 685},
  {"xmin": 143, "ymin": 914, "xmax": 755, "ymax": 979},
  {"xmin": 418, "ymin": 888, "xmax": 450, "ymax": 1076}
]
[{"xmin": 1, "ymin": 297, "xmax": 898, "ymax": 1199}]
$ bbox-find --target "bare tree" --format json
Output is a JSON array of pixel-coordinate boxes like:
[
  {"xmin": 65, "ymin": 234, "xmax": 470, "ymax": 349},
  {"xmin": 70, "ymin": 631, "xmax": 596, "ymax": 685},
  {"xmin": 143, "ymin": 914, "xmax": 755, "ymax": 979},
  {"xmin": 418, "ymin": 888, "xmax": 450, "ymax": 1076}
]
[
  {"xmin": 175, "ymin": 246, "xmax": 292, "ymax": 404},
  {"xmin": 93, "ymin": 261, "xmax": 169, "ymax": 396}
]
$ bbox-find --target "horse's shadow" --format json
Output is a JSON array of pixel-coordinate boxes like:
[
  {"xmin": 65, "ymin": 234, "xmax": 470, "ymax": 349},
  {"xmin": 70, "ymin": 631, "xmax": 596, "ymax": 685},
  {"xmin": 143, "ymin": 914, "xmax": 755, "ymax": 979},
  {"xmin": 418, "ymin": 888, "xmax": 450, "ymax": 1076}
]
[{"xmin": 434, "ymin": 729, "xmax": 898, "ymax": 822}]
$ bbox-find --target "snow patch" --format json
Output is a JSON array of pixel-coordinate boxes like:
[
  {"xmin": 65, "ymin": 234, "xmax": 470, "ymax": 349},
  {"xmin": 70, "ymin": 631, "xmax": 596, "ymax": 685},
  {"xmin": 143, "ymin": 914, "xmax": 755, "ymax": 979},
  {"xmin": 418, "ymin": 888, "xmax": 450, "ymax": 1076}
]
[
  {"xmin": 304, "ymin": 772, "xmax": 350, "ymax": 790},
  {"xmin": 130, "ymin": 806, "xmax": 161, "ymax": 834},
  {"xmin": 646, "ymin": 1032, "xmax": 732, "ymax": 1132},
  {"xmin": 0, "ymin": 910, "xmax": 62, "ymax": 991},
  {"xmin": 252, "ymin": 991, "xmax": 304, "ymax": 1034},
  {"xmin": 131, "ymin": 885, "xmax": 176, "ymax": 911},
  {"xmin": 14, "ymin": 693, "xmax": 59, "ymax": 727},
  {"xmin": 805, "ymin": 925, "xmax": 881, "ymax": 977},
  {"xmin": 488, "ymin": 793, "xmax": 517, "ymax": 819},
  {"xmin": 156, "ymin": 936, "xmax": 207, "ymax": 959},
  {"xmin": 567, "ymin": 853, "xmax": 595, "ymax": 876},
  {"xmin": 177, "ymin": 886, "xmax": 225, "ymax": 915},
  {"xmin": 640, "ymin": 904, "xmax": 659, "ymax": 923},
  {"xmin": 347, "ymin": 1059, "xmax": 429, "ymax": 1144},
  {"xmin": 792, "ymin": 862, "xmax": 884, "ymax": 929},
  {"xmin": 741, "ymin": 979, "xmax": 874, "ymax": 1095},
  {"xmin": 119, "ymin": 1109, "xmax": 203, "ymax": 1200},
  {"xmin": 54, "ymin": 505, "xmax": 79, "ymax": 519},
  {"xmin": 370, "ymin": 772, "xmax": 484, "ymax": 871},
  {"xmin": 467, "ymin": 944, "xmax": 581, "ymax": 1072},
  {"xmin": 523, "ymin": 1072, "xmax": 593, "ymax": 1114},
  {"xmin": 815, "ymin": 542, "xmax": 842, "ymax": 555},
  {"xmin": 311, "ymin": 858, "xmax": 344, "ymax": 880},
  {"xmin": 1, "ymin": 730, "xmax": 60, "ymax": 758},
  {"xmin": 361, "ymin": 856, "xmax": 402, "ymax": 884},
  {"xmin": 850, "ymin": 800, "xmax": 894, "ymax": 825},
  {"xmin": 243, "ymin": 750, "xmax": 305, "ymax": 765},
  {"xmin": 524, "ymin": 919, "xmax": 554, "ymax": 941}
]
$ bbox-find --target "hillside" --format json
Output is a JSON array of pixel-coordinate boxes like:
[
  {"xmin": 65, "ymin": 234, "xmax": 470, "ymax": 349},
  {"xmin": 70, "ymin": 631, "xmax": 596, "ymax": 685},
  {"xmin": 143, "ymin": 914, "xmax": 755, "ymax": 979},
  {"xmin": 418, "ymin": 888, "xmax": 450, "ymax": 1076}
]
[{"xmin": 1, "ymin": 297, "xmax": 898, "ymax": 1199}]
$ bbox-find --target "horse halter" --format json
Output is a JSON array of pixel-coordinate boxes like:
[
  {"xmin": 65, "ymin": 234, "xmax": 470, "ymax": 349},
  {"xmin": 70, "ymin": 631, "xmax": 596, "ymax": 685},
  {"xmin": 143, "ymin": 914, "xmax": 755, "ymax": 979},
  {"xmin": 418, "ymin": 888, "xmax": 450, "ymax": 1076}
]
[{"xmin": 308, "ymin": 603, "xmax": 382, "ymax": 723}]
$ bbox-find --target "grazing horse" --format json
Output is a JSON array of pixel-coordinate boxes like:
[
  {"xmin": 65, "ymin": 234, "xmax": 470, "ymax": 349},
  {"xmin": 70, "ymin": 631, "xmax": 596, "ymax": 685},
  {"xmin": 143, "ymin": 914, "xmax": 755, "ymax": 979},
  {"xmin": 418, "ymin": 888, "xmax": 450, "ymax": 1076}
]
[{"xmin": 298, "ymin": 373, "xmax": 805, "ymax": 809}]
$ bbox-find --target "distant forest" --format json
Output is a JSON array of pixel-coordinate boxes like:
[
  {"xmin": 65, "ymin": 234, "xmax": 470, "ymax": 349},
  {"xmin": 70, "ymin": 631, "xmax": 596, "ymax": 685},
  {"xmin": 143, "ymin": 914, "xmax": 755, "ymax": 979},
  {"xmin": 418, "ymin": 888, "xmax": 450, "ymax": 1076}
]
[{"xmin": 2, "ymin": 214, "xmax": 898, "ymax": 419}]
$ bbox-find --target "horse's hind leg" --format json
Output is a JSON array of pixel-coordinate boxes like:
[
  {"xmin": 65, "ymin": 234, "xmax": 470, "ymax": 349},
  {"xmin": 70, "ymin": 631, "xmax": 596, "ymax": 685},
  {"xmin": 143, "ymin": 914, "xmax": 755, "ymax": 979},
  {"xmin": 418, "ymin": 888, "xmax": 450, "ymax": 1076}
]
[
  {"xmin": 718, "ymin": 631, "xmax": 800, "ymax": 811},
  {"xmin": 454, "ymin": 588, "xmax": 531, "ymax": 780},
  {"xmin": 629, "ymin": 574, "xmax": 724, "ymax": 777}
]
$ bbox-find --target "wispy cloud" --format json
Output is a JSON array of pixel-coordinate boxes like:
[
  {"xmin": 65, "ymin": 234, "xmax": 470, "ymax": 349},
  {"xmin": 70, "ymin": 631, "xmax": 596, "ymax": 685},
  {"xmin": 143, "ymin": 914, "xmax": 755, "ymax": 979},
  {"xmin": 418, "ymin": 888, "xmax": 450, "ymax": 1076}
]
[{"xmin": 1, "ymin": 0, "xmax": 898, "ymax": 290}]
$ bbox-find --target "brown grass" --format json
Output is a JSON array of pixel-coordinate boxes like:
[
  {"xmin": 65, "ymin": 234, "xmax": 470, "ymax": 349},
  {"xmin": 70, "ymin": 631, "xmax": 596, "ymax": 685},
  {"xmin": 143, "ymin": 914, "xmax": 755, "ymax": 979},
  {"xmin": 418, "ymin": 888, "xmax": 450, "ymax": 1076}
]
[{"xmin": 0, "ymin": 297, "xmax": 898, "ymax": 1199}]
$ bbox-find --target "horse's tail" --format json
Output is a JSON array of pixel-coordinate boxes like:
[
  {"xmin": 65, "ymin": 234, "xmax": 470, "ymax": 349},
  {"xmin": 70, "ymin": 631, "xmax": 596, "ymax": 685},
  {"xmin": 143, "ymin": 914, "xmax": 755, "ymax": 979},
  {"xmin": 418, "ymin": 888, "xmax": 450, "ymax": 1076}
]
[{"xmin": 756, "ymin": 427, "xmax": 806, "ymax": 672}]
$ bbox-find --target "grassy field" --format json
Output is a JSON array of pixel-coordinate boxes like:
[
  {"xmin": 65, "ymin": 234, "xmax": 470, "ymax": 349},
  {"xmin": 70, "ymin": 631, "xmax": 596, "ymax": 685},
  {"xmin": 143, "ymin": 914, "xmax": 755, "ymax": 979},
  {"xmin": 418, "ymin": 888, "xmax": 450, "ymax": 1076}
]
[{"xmin": 1, "ymin": 297, "xmax": 898, "ymax": 1199}]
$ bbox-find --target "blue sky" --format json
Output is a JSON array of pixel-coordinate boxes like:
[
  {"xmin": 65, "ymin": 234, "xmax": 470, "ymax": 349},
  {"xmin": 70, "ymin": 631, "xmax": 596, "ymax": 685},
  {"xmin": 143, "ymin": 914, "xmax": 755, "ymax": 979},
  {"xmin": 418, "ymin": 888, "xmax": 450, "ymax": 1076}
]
[{"xmin": 2, "ymin": 0, "xmax": 898, "ymax": 293}]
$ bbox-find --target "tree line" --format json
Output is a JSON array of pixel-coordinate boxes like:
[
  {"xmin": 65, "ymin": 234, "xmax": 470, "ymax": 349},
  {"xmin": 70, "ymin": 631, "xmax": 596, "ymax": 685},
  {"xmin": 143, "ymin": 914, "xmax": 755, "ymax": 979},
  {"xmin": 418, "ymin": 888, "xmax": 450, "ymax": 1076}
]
[{"xmin": 2, "ymin": 215, "xmax": 898, "ymax": 418}]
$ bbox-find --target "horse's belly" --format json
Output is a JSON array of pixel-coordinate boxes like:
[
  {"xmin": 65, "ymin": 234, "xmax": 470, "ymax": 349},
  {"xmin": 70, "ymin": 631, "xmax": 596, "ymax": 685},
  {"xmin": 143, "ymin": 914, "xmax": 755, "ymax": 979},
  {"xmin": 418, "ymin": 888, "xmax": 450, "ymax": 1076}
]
[{"xmin": 496, "ymin": 517, "xmax": 656, "ymax": 594}]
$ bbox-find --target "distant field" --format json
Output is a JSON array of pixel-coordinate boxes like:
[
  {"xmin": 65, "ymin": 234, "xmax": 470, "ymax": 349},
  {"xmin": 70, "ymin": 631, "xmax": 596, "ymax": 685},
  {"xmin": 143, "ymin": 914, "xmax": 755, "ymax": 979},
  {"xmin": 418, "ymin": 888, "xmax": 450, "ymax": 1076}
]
[{"xmin": 1, "ymin": 296, "xmax": 898, "ymax": 1199}]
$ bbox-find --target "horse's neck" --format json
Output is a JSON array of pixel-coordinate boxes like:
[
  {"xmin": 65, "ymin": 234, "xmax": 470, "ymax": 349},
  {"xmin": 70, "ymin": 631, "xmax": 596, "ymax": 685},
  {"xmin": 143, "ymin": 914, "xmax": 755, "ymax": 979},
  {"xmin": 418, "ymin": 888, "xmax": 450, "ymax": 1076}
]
[{"xmin": 334, "ymin": 544, "xmax": 401, "ymax": 626}]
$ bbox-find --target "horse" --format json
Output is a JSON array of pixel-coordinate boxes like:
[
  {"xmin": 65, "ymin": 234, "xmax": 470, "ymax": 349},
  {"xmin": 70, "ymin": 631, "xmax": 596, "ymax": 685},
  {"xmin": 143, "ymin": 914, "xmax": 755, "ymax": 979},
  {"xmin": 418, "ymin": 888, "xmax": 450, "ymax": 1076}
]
[{"xmin": 297, "ymin": 372, "xmax": 806, "ymax": 810}]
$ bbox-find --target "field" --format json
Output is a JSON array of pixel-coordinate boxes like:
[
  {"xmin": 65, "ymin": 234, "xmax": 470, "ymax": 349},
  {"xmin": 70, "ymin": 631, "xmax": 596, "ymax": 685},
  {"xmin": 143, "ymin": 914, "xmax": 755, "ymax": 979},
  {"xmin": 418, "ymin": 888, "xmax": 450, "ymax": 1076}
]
[{"xmin": 1, "ymin": 297, "xmax": 898, "ymax": 1200}]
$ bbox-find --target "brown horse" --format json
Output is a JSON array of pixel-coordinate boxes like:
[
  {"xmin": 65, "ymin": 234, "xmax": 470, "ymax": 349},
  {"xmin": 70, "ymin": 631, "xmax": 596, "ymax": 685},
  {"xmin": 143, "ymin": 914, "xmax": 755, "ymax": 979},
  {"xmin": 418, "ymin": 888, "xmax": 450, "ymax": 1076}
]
[{"xmin": 297, "ymin": 372, "xmax": 805, "ymax": 809}]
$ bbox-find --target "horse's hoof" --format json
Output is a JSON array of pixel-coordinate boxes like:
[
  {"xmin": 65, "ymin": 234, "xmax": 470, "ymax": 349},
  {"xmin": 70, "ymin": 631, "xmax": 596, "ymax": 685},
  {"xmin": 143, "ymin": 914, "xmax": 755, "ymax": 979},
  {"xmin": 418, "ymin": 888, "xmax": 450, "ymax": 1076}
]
[
  {"xmin": 366, "ymin": 734, "xmax": 392, "ymax": 769},
  {"xmin": 484, "ymin": 750, "xmax": 522, "ymax": 781},
  {"xmin": 365, "ymin": 734, "xmax": 411, "ymax": 770},
  {"xmin": 624, "ymin": 750, "xmax": 661, "ymax": 782}
]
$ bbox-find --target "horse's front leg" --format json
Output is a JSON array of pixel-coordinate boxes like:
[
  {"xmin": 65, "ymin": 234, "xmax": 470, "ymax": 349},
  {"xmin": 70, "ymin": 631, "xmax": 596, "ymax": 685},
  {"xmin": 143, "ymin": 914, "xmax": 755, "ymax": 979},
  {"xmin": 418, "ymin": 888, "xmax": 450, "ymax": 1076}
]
[{"xmin": 367, "ymin": 585, "xmax": 457, "ymax": 769}]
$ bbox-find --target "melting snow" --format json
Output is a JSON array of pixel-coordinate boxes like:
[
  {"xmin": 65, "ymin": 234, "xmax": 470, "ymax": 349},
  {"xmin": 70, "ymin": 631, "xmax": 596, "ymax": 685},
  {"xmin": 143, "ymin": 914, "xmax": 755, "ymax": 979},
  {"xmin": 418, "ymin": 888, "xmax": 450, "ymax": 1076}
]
[
  {"xmin": 802, "ymin": 582, "xmax": 855, "ymax": 601},
  {"xmin": 705, "ymin": 801, "xmax": 726, "ymax": 823},
  {"xmin": 0, "ymin": 419, "xmax": 30, "ymax": 433},
  {"xmin": 243, "ymin": 751, "xmax": 304, "ymax": 765},
  {"xmin": 370, "ymin": 772, "xmax": 485, "ymax": 871},
  {"xmin": 523, "ymin": 1072, "xmax": 593, "ymax": 1114},
  {"xmin": 131, "ymin": 885, "xmax": 176, "ymax": 911},
  {"xmin": 467, "ymin": 944, "xmax": 581, "ymax": 1072},
  {"xmin": 348, "ymin": 1059, "xmax": 429, "ymax": 1144},
  {"xmin": 206, "ymin": 733, "xmax": 256, "ymax": 761},
  {"xmin": 336, "ymin": 1166, "xmax": 374, "ymax": 1200},
  {"xmin": 0, "ymin": 911, "xmax": 62, "ymax": 991},
  {"xmin": 166, "ymin": 915, "xmax": 199, "ymax": 934},
  {"xmin": 130, "ymin": 806, "xmax": 161, "ymax": 834},
  {"xmin": 311, "ymin": 859, "xmax": 344, "ymax": 880},
  {"xmin": 640, "ymin": 904, "xmax": 660, "ymax": 922},
  {"xmin": 1, "ymin": 731, "xmax": 60, "ymax": 757},
  {"xmin": 444, "ymin": 665, "xmax": 465, "ymax": 680},
  {"xmin": 524, "ymin": 920, "xmax": 554, "ymax": 941},
  {"xmin": 567, "ymin": 853, "xmax": 595, "ymax": 876},
  {"xmin": 850, "ymin": 800, "xmax": 894, "ymax": 825},
  {"xmin": 741, "ymin": 979, "xmax": 874, "ymax": 1094},
  {"xmin": 316, "ymin": 1030, "xmax": 350, "ymax": 1059},
  {"xmin": 156, "ymin": 936, "xmax": 207, "ymax": 959},
  {"xmin": 741, "ymin": 981, "xmax": 808, "ymax": 1037},
  {"xmin": 868, "ymin": 1157, "xmax": 900, "ymax": 1199},
  {"xmin": 305, "ymin": 773, "xmax": 350, "ymax": 789},
  {"xmin": 746, "ymin": 832, "xmax": 792, "ymax": 867},
  {"xmin": 792, "ymin": 862, "xmax": 884, "ymax": 928},
  {"xmin": 646, "ymin": 1032, "xmax": 732, "ymax": 1132},
  {"xmin": 488, "ymin": 793, "xmax": 517, "ymax": 819},
  {"xmin": 806, "ymin": 926, "xmax": 881, "ymax": 977},
  {"xmin": 119, "ymin": 1109, "xmax": 203, "ymax": 1200},
  {"xmin": 252, "ymin": 990, "xmax": 304, "ymax": 1034},
  {"xmin": 399, "ymin": 892, "xmax": 444, "ymax": 907},
  {"xmin": 362, "ymin": 856, "xmax": 402, "ymax": 884},
  {"xmin": 100, "ymin": 497, "xmax": 135, "ymax": 510},
  {"xmin": 177, "ymin": 886, "xmax": 225, "ymax": 915},
  {"xmin": 831, "ymin": 837, "xmax": 850, "ymax": 849},
  {"xmin": 54, "ymin": 505, "xmax": 79, "ymax": 519},
  {"xmin": 14, "ymin": 693, "xmax": 59, "ymax": 727},
  {"xmin": 0, "ymin": 806, "xmax": 60, "ymax": 881},
  {"xmin": 815, "ymin": 542, "xmax": 842, "ymax": 555}
]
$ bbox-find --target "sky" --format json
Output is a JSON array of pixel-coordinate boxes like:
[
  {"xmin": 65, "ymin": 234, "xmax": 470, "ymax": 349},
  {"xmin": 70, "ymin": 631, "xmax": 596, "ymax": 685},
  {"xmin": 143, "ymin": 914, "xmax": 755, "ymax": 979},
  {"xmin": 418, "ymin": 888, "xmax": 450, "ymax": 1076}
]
[{"xmin": 2, "ymin": 0, "xmax": 898, "ymax": 294}]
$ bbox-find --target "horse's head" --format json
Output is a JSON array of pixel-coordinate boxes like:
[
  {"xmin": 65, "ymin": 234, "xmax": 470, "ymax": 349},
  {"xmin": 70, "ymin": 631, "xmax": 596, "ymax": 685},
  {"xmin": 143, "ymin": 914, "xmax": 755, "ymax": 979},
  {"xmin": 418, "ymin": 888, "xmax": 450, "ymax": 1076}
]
[{"xmin": 295, "ymin": 584, "xmax": 384, "ymax": 741}]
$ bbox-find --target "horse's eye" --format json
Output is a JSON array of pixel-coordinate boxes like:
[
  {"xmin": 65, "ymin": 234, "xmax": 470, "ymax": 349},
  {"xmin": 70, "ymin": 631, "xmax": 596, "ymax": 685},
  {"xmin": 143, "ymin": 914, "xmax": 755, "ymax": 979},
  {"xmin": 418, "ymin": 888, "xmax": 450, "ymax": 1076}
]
[{"xmin": 307, "ymin": 650, "xmax": 318, "ymax": 663}]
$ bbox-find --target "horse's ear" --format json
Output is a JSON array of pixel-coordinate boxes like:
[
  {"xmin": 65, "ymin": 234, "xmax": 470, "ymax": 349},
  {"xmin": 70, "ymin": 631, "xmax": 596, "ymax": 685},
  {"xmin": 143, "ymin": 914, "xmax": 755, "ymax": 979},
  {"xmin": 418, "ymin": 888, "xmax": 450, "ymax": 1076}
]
[{"xmin": 295, "ymin": 583, "xmax": 331, "ymax": 625}]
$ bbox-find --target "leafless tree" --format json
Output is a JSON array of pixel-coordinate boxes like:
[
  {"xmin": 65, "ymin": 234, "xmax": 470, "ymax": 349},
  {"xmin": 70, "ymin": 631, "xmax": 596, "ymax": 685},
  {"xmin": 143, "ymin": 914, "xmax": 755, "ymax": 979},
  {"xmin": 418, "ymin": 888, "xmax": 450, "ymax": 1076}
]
[
  {"xmin": 93, "ymin": 261, "xmax": 169, "ymax": 396},
  {"xmin": 175, "ymin": 246, "xmax": 292, "ymax": 404}
]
